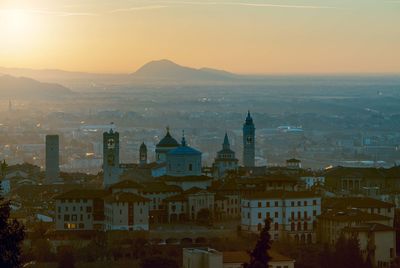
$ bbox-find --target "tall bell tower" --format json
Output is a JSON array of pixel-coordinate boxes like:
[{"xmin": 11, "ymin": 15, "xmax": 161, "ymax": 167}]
[
  {"xmin": 243, "ymin": 111, "xmax": 255, "ymax": 167},
  {"xmin": 103, "ymin": 128, "xmax": 120, "ymax": 188}
]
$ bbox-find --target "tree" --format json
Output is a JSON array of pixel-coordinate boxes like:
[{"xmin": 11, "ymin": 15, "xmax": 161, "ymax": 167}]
[
  {"xmin": 57, "ymin": 246, "xmax": 75, "ymax": 268},
  {"xmin": 331, "ymin": 235, "xmax": 366, "ymax": 268},
  {"xmin": 0, "ymin": 183, "xmax": 25, "ymax": 268},
  {"xmin": 244, "ymin": 219, "xmax": 271, "ymax": 268},
  {"xmin": 140, "ymin": 256, "xmax": 179, "ymax": 268}
]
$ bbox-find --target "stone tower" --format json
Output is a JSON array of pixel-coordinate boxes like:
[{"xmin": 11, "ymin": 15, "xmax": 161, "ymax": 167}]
[
  {"xmin": 103, "ymin": 128, "xmax": 120, "ymax": 188},
  {"xmin": 243, "ymin": 111, "xmax": 255, "ymax": 167},
  {"xmin": 45, "ymin": 134, "xmax": 60, "ymax": 184},
  {"xmin": 139, "ymin": 142, "xmax": 147, "ymax": 166}
]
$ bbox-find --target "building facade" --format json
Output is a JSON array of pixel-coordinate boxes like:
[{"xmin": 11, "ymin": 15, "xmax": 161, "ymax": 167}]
[{"xmin": 241, "ymin": 191, "xmax": 321, "ymax": 243}]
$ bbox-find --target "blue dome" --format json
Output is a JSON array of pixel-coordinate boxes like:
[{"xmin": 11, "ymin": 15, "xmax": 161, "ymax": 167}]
[{"xmin": 167, "ymin": 145, "xmax": 201, "ymax": 156}]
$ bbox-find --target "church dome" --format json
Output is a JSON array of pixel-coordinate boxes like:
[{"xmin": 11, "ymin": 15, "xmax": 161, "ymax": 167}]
[
  {"xmin": 167, "ymin": 135, "xmax": 201, "ymax": 156},
  {"xmin": 157, "ymin": 129, "xmax": 180, "ymax": 148}
]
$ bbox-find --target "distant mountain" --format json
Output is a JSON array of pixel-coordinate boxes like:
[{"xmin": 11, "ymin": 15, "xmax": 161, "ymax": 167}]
[
  {"xmin": 0, "ymin": 75, "xmax": 73, "ymax": 99},
  {"xmin": 131, "ymin": 59, "xmax": 239, "ymax": 82}
]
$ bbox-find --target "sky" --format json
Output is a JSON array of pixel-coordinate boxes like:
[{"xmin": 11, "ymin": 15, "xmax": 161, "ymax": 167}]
[{"xmin": 0, "ymin": 0, "xmax": 399, "ymax": 74}]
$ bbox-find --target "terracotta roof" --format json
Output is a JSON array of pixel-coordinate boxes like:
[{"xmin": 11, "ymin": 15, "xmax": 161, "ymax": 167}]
[
  {"xmin": 343, "ymin": 223, "xmax": 394, "ymax": 233},
  {"xmin": 109, "ymin": 180, "xmax": 143, "ymax": 190},
  {"xmin": 165, "ymin": 193, "xmax": 187, "ymax": 202},
  {"xmin": 104, "ymin": 192, "xmax": 150, "ymax": 203},
  {"xmin": 162, "ymin": 175, "xmax": 212, "ymax": 182},
  {"xmin": 319, "ymin": 209, "xmax": 390, "ymax": 222},
  {"xmin": 242, "ymin": 190, "xmax": 319, "ymax": 200},
  {"xmin": 54, "ymin": 189, "xmax": 108, "ymax": 200},
  {"xmin": 141, "ymin": 182, "xmax": 182, "ymax": 193},
  {"xmin": 324, "ymin": 197, "xmax": 394, "ymax": 209}
]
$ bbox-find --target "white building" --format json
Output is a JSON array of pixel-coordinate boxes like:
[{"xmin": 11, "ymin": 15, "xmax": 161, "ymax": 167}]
[
  {"xmin": 55, "ymin": 189, "xmax": 108, "ymax": 231},
  {"xmin": 241, "ymin": 191, "xmax": 321, "ymax": 243},
  {"xmin": 104, "ymin": 192, "xmax": 150, "ymax": 231},
  {"xmin": 183, "ymin": 248, "xmax": 223, "ymax": 268}
]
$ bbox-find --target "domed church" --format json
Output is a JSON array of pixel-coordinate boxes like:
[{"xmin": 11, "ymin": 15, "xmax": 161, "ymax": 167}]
[
  {"xmin": 155, "ymin": 127, "xmax": 180, "ymax": 163},
  {"xmin": 166, "ymin": 133, "xmax": 202, "ymax": 177}
]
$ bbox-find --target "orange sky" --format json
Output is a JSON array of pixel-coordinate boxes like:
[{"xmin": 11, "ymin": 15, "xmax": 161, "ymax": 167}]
[{"xmin": 0, "ymin": 0, "xmax": 399, "ymax": 74}]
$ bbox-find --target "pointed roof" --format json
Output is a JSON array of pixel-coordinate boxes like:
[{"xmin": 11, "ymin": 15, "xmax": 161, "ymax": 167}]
[
  {"xmin": 140, "ymin": 142, "xmax": 147, "ymax": 150},
  {"xmin": 244, "ymin": 110, "xmax": 254, "ymax": 125},
  {"xmin": 157, "ymin": 127, "xmax": 180, "ymax": 147},
  {"xmin": 223, "ymin": 132, "xmax": 230, "ymax": 150}
]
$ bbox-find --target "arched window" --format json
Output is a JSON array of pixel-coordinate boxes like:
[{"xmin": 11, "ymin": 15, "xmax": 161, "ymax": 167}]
[
  {"xmin": 291, "ymin": 222, "xmax": 295, "ymax": 231},
  {"xmin": 297, "ymin": 222, "xmax": 301, "ymax": 231},
  {"xmin": 304, "ymin": 221, "xmax": 308, "ymax": 231}
]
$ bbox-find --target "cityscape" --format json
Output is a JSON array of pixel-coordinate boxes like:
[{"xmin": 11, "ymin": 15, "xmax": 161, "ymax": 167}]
[{"xmin": 1, "ymin": 0, "xmax": 400, "ymax": 268}]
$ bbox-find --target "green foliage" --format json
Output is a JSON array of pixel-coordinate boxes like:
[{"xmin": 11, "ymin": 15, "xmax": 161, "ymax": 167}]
[
  {"xmin": 245, "ymin": 219, "xmax": 271, "ymax": 268},
  {"xmin": 320, "ymin": 235, "xmax": 367, "ymax": 268},
  {"xmin": 0, "ymin": 183, "xmax": 25, "ymax": 268},
  {"xmin": 140, "ymin": 256, "xmax": 179, "ymax": 268},
  {"xmin": 57, "ymin": 247, "xmax": 75, "ymax": 268}
]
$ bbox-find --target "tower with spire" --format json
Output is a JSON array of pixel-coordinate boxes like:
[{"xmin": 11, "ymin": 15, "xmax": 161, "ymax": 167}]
[
  {"xmin": 212, "ymin": 132, "xmax": 238, "ymax": 179},
  {"xmin": 243, "ymin": 111, "xmax": 255, "ymax": 167},
  {"xmin": 139, "ymin": 142, "xmax": 148, "ymax": 166}
]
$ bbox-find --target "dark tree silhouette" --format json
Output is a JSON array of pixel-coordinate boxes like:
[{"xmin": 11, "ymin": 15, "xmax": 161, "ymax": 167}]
[
  {"xmin": 57, "ymin": 246, "xmax": 75, "ymax": 268},
  {"xmin": 0, "ymin": 184, "xmax": 25, "ymax": 268},
  {"xmin": 244, "ymin": 219, "xmax": 271, "ymax": 268},
  {"xmin": 140, "ymin": 256, "xmax": 179, "ymax": 268}
]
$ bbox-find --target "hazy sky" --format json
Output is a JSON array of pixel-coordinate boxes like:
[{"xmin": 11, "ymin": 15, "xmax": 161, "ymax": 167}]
[{"xmin": 0, "ymin": 0, "xmax": 399, "ymax": 74}]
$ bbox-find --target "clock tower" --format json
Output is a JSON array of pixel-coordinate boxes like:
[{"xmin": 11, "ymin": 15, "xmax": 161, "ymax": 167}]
[
  {"xmin": 243, "ymin": 111, "xmax": 255, "ymax": 167},
  {"xmin": 103, "ymin": 128, "xmax": 121, "ymax": 188}
]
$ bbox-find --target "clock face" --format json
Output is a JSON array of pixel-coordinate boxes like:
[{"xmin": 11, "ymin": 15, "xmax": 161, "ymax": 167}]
[
  {"xmin": 107, "ymin": 138, "xmax": 115, "ymax": 149},
  {"xmin": 246, "ymin": 136, "xmax": 253, "ymax": 144}
]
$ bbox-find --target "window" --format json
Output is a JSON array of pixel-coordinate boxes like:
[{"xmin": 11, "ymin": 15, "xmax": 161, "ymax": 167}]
[
  {"xmin": 71, "ymin": 215, "xmax": 77, "ymax": 221},
  {"xmin": 291, "ymin": 201, "xmax": 295, "ymax": 207},
  {"xmin": 313, "ymin": 200, "xmax": 317, "ymax": 205},
  {"xmin": 86, "ymin": 206, "xmax": 92, "ymax": 213},
  {"xmin": 298, "ymin": 211, "xmax": 301, "ymax": 219},
  {"xmin": 275, "ymin": 201, "xmax": 279, "ymax": 207},
  {"xmin": 80, "ymin": 206, "xmax": 83, "ymax": 212},
  {"xmin": 297, "ymin": 222, "xmax": 301, "ymax": 231},
  {"xmin": 248, "ymin": 212, "xmax": 250, "ymax": 219},
  {"xmin": 258, "ymin": 212, "xmax": 262, "ymax": 219},
  {"xmin": 266, "ymin": 202, "xmax": 270, "ymax": 207},
  {"xmin": 73, "ymin": 206, "xmax": 76, "ymax": 212},
  {"xmin": 65, "ymin": 207, "xmax": 69, "ymax": 212},
  {"xmin": 304, "ymin": 222, "xmax": 308, "ymax": 231},
  {"xmin": 80, "ymin": 214, "xmax": 83, "ymax": 221},
  {"xmin": 64, "ymin": 215, "xmax": 70, "ymax": 221},
  {"xmin": 304, "ymin": 211, "xmax": 308, "ymax": 219},
  {"xmin": 58, "ymin": 207, "xmax": 61, "ymax": 213},
  {"xmin": 275, "ymin": 212, "xmax": 279, "ymax": 218},
  {"xmin": 291, "ymin": 222, "xmax": 295, "ymax": 231},
  {"xmin": 274, "ymin": 223, "xmax": 279, "ymax": 231},
  {"xmin": 258, "ymin": 202, "xmax": 262, "ymax": 208},
  {"xmin": 304, "ymin": 201, "xmax": 307, "ymax": 206},
  {"xmin": 188, "ymin": 164, "xmax": 193, "ymax": 171},
  {"xmin": 258, "ymin": 223, "xmax": 262, "ymax": 231},
  {"xmin": 297, "ymin": 201, "xmax": 301, "ymax": 206},
  {"xmin": 266, "ymin": 212, "xmax": 270, "ymax": 219},
  {"xmin": 291, "ymin": 212, "xmax": 295, "ymax": 219},
  {"xmin": 79, "ymin": 223, "xmax": 84, "ymax": 229},
  {"xmin": 87, "ymin": 214, "xmax": 91, "ymax": 220}
]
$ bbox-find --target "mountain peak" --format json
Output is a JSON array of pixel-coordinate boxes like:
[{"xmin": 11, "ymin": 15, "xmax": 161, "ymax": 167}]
[{"xmin": 132, "ymin": 59, "xmax": 237, "ymax": 82}]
